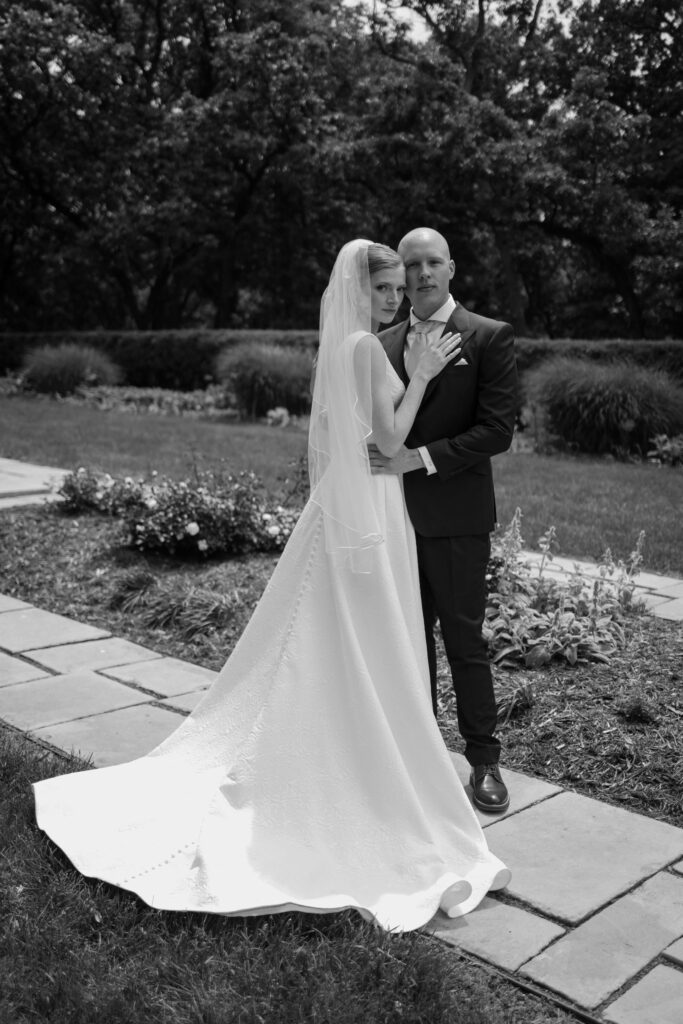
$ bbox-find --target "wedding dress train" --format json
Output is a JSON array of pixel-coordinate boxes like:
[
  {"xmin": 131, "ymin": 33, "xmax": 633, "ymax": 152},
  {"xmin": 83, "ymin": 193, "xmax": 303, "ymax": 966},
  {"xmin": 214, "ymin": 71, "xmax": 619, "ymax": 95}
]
[{"xmin": 34, "ymin": 364, "xmax": 509, "ymax": 933}]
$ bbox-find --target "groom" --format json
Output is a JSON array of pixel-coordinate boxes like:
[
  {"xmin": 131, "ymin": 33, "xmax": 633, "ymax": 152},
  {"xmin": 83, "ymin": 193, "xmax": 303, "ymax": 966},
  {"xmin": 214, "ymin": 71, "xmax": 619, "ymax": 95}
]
[{"xmin": 369, "ymin": 227, "xmax": 517, "ymax": 813}]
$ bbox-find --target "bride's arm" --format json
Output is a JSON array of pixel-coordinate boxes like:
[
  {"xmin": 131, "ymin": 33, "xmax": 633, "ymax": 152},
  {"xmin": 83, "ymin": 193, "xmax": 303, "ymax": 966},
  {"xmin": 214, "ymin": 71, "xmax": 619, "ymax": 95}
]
[{"xmin": 358, "ymin": 333, "xmax": 461, "ymax": 458}]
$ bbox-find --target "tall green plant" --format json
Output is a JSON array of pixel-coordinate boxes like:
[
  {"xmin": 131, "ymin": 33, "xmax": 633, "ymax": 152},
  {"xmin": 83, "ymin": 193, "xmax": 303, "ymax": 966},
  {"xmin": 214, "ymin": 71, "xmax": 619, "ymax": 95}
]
[
  {"xmin": 526, "ymin": 358, "xmax": 683, "ymax": 456},
  {"xmin": 215, "ymin": 343, "xmax": 313, "ymax": 419}
]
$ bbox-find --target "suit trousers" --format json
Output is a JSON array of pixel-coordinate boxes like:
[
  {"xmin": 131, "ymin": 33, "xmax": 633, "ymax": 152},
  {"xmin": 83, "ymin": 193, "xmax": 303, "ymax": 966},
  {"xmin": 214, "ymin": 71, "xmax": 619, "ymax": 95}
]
[{"xmin": 415, "ymin": 532, "xmax": 501, "ymax": 766}]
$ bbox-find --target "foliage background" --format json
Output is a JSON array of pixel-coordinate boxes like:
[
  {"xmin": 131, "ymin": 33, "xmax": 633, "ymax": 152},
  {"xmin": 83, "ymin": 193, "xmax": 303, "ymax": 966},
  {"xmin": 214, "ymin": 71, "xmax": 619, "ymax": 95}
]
[{"xmin": 1, "ymin": 0, "xmax": 681, "ymax": 340}]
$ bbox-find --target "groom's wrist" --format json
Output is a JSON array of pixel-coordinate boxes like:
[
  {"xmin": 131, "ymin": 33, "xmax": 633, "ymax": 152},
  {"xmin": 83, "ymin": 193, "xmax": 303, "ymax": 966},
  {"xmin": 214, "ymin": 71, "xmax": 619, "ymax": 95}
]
[{"xmin": 417, "ymin": 446, "xmax": 437, "ymax": 475}]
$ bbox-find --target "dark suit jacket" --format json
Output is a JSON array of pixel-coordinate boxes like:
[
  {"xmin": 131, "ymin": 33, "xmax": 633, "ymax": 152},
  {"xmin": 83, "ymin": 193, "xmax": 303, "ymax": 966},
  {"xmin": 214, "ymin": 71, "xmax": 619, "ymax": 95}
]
[{"xmin": 379, "ymin": 302, "xmax": 517, "ymax": 537}]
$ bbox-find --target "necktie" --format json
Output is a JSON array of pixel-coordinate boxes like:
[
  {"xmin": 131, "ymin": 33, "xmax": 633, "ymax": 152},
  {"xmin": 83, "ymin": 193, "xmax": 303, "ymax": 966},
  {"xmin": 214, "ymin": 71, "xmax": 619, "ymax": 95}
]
[{"xmin": 405, "ymin": 320, "xmax": 439, "ymax": 379}]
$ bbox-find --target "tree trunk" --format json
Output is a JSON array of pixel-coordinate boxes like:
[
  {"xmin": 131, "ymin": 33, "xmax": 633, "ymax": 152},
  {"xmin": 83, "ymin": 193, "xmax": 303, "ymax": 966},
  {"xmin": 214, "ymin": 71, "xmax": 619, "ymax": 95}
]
[{"xmin": 494, "ymin": 230, "xmax": 530, "ymax": 335}]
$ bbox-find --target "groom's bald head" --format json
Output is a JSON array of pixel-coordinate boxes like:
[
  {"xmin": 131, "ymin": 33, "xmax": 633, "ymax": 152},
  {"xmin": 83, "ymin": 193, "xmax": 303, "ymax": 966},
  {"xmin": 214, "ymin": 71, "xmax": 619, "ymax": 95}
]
[{"xmin": 398, "ymin": 227, "xmax": 451, "ymax": 260}]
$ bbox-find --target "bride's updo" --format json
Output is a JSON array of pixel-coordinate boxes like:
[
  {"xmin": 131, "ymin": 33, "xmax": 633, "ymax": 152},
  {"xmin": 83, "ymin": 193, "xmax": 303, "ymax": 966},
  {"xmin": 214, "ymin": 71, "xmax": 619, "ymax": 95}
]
[{"xmin": 367, "ymin": 243, "xmax": 403, "ymax": 275}]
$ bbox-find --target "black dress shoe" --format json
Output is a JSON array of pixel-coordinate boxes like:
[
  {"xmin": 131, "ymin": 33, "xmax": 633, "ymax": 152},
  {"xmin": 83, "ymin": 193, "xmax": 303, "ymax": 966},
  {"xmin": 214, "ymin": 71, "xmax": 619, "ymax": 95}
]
[{"xmin": 469, "ymin": 764, "xmax": 510, "ymax": 813}]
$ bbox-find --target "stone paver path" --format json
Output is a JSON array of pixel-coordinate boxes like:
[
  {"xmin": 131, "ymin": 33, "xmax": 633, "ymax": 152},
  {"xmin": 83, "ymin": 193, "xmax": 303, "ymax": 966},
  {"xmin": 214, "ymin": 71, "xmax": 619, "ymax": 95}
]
[
  {"xmin": 0, "ymin": 456, "xmax": 69, "ymax": 509},
  {"xmin": 1, "ymin": 595, "xmax": 683, "ymax": 1023}
]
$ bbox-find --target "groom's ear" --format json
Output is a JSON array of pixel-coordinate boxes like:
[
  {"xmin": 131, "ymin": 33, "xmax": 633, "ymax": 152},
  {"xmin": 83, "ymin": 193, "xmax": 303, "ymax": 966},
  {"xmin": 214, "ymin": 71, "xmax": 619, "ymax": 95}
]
[{"xmin": 448, "ymin": 260, "xmax": 455, "ymax": 280}]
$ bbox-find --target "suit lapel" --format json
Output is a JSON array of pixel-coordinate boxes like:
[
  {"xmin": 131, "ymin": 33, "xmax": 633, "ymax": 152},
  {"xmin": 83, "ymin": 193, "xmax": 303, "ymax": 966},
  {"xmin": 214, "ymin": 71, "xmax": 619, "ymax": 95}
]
[
  {"xmin": 422, "ymin": 303, "xmax": 476, "ymax": 402},
  {"xmin": 380, "ymin": 320, "xmax": 410, "ymax": 386}
]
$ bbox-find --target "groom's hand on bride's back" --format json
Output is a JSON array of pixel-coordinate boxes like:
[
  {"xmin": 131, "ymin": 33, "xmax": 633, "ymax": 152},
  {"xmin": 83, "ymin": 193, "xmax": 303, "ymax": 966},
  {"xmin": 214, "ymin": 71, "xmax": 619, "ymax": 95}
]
[{"xmin": 368, "ymin": 444, "xmax": 424, "ymax": 475}]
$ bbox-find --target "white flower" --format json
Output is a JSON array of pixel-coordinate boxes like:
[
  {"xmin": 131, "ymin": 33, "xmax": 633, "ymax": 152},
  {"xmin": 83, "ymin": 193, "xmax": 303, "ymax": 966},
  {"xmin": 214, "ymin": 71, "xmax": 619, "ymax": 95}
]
[
  {"xmin": 262, "ymin": 513, "xmax": 272, "ymax": 521},
  {"xmin": 197, "ymin": 539, "xmax": 208, "ymax": 552},
  {"xmin": 146, "ymin": 498, "xmax": 157, "ymax": 509},
  {"xmin": 185, "ymin": 522, "xmax": 200, "ymax": 536},
  {"xmin": 124, "ymin": 477, "xmax": 133, "ymax": 485},
  {"xmin": 267, "ymin": 525, "xmax": 280, "ymax": 537}
]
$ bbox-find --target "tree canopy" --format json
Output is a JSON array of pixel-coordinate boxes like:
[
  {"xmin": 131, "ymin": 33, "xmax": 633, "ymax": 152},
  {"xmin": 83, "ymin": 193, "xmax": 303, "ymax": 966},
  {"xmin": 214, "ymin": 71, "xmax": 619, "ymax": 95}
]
[{"xmin": 1, "ymin": 0, "xmax": 680, "ymax": 337}]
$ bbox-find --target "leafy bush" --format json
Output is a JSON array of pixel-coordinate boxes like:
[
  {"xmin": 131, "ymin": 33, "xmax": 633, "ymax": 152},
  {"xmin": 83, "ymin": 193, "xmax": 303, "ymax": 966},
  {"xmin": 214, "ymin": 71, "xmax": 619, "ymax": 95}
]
[
  {"xmin": 21, "ymin": 344, "xmax": 122, "ymax": 395},
  {"xmin": 58, "ymin": 467, "xmax": 147, "ymax": 515},
  {"xmin": 215, "ymin": 342, "xmax": 314, "ymax": 419},
  {"xmin": 647, "ymin": 434, "xmax": 683, "ymax": 467},
  {"xmin": 525, "ymin": 357, "xmax": 683, "ymax": 456},
  {"xmin": 57, "ymin": 467, "xmax": 300, "ymax": 556},
  {"xmin": 486, "ymin": 509, "xmax": 644, "ymax": 668}
]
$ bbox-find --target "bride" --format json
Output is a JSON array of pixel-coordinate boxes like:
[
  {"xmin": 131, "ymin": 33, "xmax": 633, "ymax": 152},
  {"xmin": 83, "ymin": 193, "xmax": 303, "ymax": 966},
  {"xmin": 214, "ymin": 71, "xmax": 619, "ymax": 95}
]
[{"xmin": 34, "ymin": 239, "xmax": 510, "ymax": 933}]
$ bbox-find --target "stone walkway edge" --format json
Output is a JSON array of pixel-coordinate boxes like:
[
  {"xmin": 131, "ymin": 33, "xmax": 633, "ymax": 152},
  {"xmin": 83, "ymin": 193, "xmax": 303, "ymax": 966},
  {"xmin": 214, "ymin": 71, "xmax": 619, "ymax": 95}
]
[{"xmin": 1, "ymin": 592, "xmax": 683, "ymax": 1024}]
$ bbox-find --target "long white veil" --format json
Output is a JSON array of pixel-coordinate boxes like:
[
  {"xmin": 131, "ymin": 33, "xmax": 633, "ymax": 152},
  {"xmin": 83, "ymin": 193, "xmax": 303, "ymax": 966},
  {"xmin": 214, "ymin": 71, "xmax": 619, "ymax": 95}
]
[{"xmin": 308, "ymin": 239, "xmax": 383, "ymax": 573}]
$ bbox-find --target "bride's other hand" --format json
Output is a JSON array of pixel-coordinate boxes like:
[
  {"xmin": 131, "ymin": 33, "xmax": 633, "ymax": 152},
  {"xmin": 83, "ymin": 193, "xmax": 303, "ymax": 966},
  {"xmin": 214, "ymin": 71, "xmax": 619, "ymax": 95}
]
[{"xmin": 414, "ymin": 332, "xmax": 462, "ymax": 382}]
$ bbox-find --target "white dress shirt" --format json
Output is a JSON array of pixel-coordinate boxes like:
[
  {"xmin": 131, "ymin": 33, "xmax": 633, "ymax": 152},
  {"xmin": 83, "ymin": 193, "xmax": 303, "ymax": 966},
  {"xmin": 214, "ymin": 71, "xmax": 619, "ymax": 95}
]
[{"xmin": 404, "ymin": 296, "xmax": 457, "ymax": 475}]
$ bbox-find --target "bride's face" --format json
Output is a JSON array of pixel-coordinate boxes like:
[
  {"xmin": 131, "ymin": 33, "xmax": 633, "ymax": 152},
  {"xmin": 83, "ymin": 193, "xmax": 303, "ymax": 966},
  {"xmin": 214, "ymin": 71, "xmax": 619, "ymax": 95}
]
[{"xmin": 370, "ymin": 267, "xmax": 406, "ymax": 328}]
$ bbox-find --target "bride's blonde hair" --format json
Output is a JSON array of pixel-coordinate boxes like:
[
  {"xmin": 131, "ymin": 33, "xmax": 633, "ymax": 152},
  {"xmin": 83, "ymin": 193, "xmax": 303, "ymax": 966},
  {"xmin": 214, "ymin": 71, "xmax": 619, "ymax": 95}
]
[{"xmin": 367, "ymin": 243, "xmax": 402, "ymax": 276}]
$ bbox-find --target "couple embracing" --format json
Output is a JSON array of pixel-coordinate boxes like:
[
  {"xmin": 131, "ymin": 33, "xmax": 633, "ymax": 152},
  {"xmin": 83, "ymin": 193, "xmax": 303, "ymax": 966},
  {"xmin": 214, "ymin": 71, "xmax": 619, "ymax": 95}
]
[{"xmin": 34, "ymin": 228, "xmax": 518, "ymax": 932}]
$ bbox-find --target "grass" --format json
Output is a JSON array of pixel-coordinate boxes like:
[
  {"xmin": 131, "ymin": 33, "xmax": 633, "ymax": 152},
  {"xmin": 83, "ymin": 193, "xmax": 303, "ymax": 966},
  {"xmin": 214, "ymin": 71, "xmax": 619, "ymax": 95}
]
[
  {"xmin": 0, "ymin": 731, "xmax": 574, "ymax": 1024},
  {"xmin": 2, "ymin": 394, "xmax": 682, "ymax": 572},
  {"xmin": 0, "ymin": 395, "xmax": 307, "ymax": 491},
  {"xmin": 495, "ymin": 449, "xmax": 683, "ymax": 576}
]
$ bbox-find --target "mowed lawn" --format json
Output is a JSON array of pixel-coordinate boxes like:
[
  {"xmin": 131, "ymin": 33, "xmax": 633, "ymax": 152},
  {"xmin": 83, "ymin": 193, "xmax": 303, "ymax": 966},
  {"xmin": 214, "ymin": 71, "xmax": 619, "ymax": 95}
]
[
  {"xmin": 0, "ymin": 396, "xmax": 307, "ymax": 491},
  {"xmin": 2, "ymin": 395, "xmax": 682, "ymax": 574}
]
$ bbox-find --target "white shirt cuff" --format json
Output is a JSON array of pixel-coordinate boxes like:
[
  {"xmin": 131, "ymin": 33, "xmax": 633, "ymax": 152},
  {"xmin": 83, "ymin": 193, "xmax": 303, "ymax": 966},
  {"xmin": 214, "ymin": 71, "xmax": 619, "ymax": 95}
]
[{"xmin": 417, "ymin": 446, "xmax": 437, "ymax": 475}]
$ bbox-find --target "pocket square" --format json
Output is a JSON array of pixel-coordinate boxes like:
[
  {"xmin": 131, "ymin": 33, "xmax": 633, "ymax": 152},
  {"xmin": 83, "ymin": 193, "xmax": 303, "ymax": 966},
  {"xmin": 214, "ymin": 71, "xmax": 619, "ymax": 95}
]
[{"xmin": 454, "ymin": 357, "xmax": 469, "ymax": 366}]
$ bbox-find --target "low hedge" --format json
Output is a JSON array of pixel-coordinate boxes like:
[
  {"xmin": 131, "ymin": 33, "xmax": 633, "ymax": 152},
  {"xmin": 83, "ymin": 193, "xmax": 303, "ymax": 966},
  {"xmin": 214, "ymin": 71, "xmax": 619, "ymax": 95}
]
[
  {"xmin": 1, "ymin": 330, "xmax": 318, "ymax": 390},
  {"xmin": 514, "ymin": 337, "xmax": 683, "ymax": 385},
  {"xmin": 1, "ymin": 331, "xmax": 681, "ymax": 393}
]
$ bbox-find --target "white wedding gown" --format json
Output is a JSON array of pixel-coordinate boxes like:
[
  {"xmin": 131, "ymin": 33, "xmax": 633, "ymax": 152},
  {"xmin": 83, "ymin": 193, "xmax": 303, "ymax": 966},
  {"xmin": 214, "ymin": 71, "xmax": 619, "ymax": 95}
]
[{"xmin": 34, "ymin": 361, "xmax": 509, "ymax": 933}]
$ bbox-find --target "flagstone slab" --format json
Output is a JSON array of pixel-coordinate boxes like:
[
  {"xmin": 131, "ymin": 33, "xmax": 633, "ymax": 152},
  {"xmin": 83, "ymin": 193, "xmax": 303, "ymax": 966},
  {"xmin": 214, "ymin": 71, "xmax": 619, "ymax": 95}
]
[
  {"xmin": 449, "ymin": 752, "xmax": 561, "ymax": 828},
  {"xmin": 631, "ymin": 571, "xmax": 683, "ymax": 591},
  {"xmin": 428, "ymin": 895, "xmax": 565, "ymax": 972},
  {"xmin": 0, "ymin": 608, "xmax": 109, "ymax": 653},
  {"xmin": 27, "ymin": 637, "xmax": 161, "ymax": 674},
  {"xmin": 484, "ymin": 791, "xmax": 683, "ymax": 924},
  {"xmin": 639, "ymin": 593, "xmax": 677, "ymax": 612},
  {"xmin": 0, "ymin": 650, "xmax": 51, "ymax": 686},
  {"xmin": 0, "ymin": 595, "xmax": 32, "ymax": 613},
  {"xmin": 652, "ymin": 597, "xmax": 683, "ymax": 621},
  {"xmin": 0, "ymin": 457, "xmax": 68, "ymax": 496},
  {"xmin": 522, "ymin": 871, "xmax": 683, "ymax": 1008},
  {"xmin": 33, "ymin": 703, "xmax": 185, "ymax": 766},
  {"xmin": 663, "ymin": 936, "xmax": 683, "ymax": 966},
  {"xmin": 0, "ymin": 670, "xmax": 152, "ymax": 730},
  {"xmin": 653, "ymin": 581, "xmax": 683, "ymax": 598},
  {"xmin": 101, "ymin": 657, "xmax": 218, "ymax": 697},
  {"xmin": 0, "ymin": 494, "xmax": 60, "ymax": 510},
  {"xmin": 603, "ymin": 965, "xmax": 683, "ymax": 1024},
  {"xmin": 159, "ymin": 690, "xmax": 209, "ymax": 714}
]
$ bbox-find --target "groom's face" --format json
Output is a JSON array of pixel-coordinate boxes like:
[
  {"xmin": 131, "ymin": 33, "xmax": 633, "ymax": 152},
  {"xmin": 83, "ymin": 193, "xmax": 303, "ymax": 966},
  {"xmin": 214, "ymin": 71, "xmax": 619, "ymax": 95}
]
[{"xmin": 401, "ymin": 236, "xmax": 455, "ymax": 319}]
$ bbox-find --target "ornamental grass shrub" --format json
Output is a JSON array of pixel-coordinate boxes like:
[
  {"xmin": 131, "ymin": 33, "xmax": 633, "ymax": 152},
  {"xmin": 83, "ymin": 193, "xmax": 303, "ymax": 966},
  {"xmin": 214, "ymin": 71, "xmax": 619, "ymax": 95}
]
[
  {"xmin": 215, "ymin": 343, "xmax": 313, "ymax": 419},
  {"xmin": 21, "ymin": 343, "xmax": 122, "ymax": 395},
  {"xmin": 525, "ymin": 357, "xmax": 683, "ymax": 457}
]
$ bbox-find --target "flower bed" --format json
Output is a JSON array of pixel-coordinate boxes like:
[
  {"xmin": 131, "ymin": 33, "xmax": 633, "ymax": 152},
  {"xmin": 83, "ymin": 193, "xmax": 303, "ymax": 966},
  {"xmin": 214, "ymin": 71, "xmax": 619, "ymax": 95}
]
[{"xmin": 58, "ymin": 467, "xmax": 299, "ymax": 556}]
